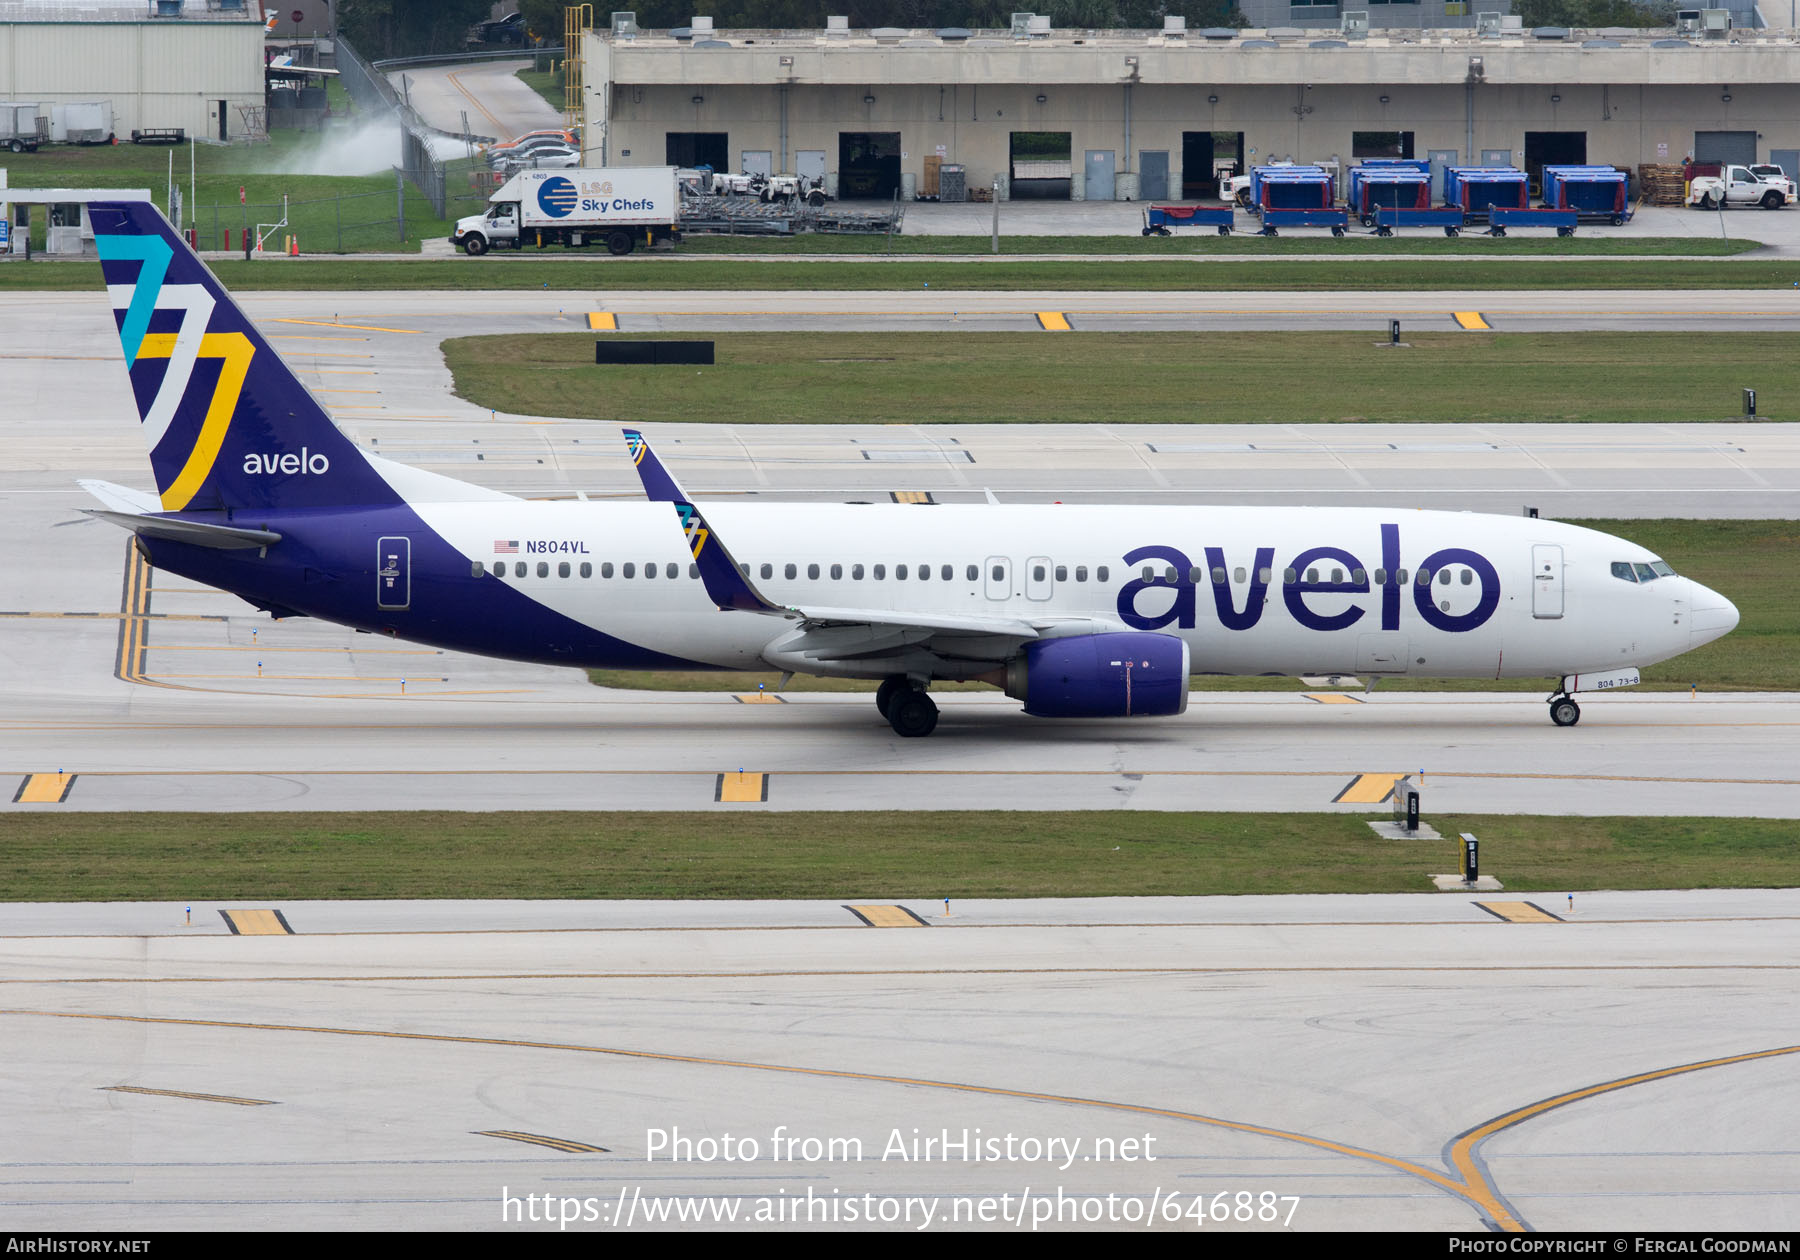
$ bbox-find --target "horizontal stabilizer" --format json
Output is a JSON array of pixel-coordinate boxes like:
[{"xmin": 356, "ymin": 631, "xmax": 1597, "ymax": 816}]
[
  {"xmin": 82, "ymin": 508, "xmax": 282, "ymax": 551},
  {"xmin": 76, "ymin": 478, "xmax": 161, "ymax": 515}
]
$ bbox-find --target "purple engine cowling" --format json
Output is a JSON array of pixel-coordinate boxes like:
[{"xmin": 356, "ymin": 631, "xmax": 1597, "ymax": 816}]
[{"xmin": 1005, "ymin": 633, "xmax": 1191, "ymax": 718}]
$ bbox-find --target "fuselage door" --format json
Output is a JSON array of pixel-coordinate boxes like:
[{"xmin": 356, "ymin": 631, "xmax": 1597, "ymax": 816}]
[
  {"xmin": 1532, "ymin": 544, "xmax": 1563, "ymax": 619},
  {"xmin": 985, "ymin": 556, "xmax": 1011, "ymax": 601},
  {"xmin": 1025, "ymin": 555, "xmax": 1054, "ymax": 602},
  {"xmin": 377, "ymin": 536, "xmax": 411, "ymax": 611}
]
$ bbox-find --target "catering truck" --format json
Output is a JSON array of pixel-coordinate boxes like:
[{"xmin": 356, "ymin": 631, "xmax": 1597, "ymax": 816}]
[{"xmin": 451, "ymin": 166, "xmax": 681, "ymax": 256}]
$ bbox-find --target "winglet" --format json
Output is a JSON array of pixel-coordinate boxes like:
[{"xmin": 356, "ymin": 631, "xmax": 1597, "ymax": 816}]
[{"xmin": 622, "ymin": 428, "xmax": 783, "ymax": 614}]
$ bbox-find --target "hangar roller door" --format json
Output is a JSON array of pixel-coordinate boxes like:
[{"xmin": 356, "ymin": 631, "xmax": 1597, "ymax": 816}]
[
  {"xmin": 839, "ymin": 132, "xmax": 901, "ymax": 199},
  {"xmin": 1694, "ymin": 131, "xmax": 1756, "ymax": 166}
]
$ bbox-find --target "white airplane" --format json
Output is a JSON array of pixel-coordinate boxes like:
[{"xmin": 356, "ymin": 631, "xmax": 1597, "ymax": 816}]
[{"xmin": 78, "ymin": 200, "xmax": 1739, "ymax": 737}]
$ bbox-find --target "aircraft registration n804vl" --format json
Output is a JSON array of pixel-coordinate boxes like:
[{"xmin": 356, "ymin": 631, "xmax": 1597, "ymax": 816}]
[{"xmin": 78, "ymin": 199, "xmax": 1739, "ymax": 737}]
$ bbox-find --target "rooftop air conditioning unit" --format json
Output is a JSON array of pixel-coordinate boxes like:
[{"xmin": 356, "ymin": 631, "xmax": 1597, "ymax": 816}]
[
  {"xmin": 1028, "ymin": 14, "xmax": 1051, "ymax": 36},
  {"xmin": 611, "ymin": 11, "xmax": 639, "ymax": 37},
  {"xmin": 1011, "ymin": 12, "xmax": 1034, "ymax": 37},
  {"xmin": 1475, "ymin": 11, "xmax": 1501, "ymax": 34},
  {"xmin": 1341, "ymin": 10, "xmax": 1369, "ymax": 36},
  {"xmin": 1500, "ymin": 15, "xmax": 1523, "ymax": 29},
  {"xmin": 1163, "ymin": 15, "xmax": 1187, "ymax": 34},
  {"xmin": 690, "ymin": 16, "xmax": 714, "ymax": 32},
  {"xmin": 826, "ymin": 14, "xmax": 849, "ymax": 31},
  {"xmin": 1701, "ymin": 7, "xmax": 1731, "ymax": 34},
  {"xmin": 1675, "ymin": 9, "xmax": 1702, "ymax": 34},
  {"xmin": 153, "ymin": 0, "xmax": 181, "ymax": 16}
]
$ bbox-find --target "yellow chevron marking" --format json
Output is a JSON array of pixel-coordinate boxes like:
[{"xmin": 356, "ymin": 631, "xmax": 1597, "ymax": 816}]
[{"xmin": 136, "ymin": 332, "xmax": 256, "ymax": 511}]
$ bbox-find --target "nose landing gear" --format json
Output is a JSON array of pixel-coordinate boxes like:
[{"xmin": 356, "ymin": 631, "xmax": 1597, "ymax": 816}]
[{"xmin": 1548, "ymin": 693, "xmax": 1581, "ymax": 727}]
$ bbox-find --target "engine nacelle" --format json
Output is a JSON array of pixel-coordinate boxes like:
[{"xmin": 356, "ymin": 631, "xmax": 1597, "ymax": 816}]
[{"xmin": 1005, "ymin": 632, "xmax": 1191, "ymax": 718}]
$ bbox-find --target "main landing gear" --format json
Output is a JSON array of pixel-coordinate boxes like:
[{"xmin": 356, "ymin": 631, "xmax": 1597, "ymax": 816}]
[
  {"xmin": 1548, "ymin": 692, "xmax": 1581, "ymax": 727},
  {"xmin": 876, "ymin": 675, "xmax": 938, "ymax": 738}
]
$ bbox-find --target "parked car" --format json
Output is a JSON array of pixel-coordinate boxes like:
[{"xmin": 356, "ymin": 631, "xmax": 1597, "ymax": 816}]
[
  {"xmin": 488, "ymin": 134, "xmax": 581, "ymax": 170},
  {"xmin": 492, "ymin": 142, "xmax": 580, "ymax": 174},
  {"xmin": 467, "ymin": 11, "xmax": 527, "ymax": 46}
]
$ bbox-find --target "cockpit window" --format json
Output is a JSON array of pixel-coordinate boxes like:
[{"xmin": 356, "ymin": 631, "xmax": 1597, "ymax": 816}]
[
  {"xmin": 1634, "ymin": 562, "xmax": 1657, "ymax": 582},
  {"xmin": 1650, "ymin": 560, "xmax": 1675, "ymax": 578},
  {"xmin": 1611, "ymin": 562, "xmax": 1637, "ymax": 583}
]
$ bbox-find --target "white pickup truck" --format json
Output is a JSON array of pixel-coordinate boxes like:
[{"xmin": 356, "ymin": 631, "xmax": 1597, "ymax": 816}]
[{"xmin": 1687, "ymin": 164, "xmax": 1795, "ymax": 210}]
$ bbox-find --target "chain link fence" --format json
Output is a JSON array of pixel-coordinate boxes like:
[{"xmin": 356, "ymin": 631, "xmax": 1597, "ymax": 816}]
[{"xmin": 192, "ymin": 183, "xmax": 487, "ymax": 254}]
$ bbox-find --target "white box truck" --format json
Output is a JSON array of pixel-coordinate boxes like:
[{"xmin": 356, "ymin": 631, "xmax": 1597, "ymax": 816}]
[{"xmin": 451, "ymin": 166, "xmax": 681, "ymax": 256}]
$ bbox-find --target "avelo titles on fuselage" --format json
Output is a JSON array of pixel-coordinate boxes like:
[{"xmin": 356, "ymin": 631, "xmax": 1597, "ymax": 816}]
[{"xmin": 80, "ymin": 200, "xmax": 1739, "ymax": 737}]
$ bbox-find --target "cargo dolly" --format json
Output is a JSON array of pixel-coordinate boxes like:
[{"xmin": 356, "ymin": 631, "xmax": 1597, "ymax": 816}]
[
  {"xmin": 1371, "ymin": 207, "xmax": 1467, "ymax": 237},
  {"xmin": 1255, "ymin": 208, "xmax": 1348, "ymax": 237},
  {"xmin": 1141, "ymin": 204, "xmax": 1235, "ymax": 236},
  {"xmin": 1484, "ymin": 208, "xmax": 1579, "ymax": 237}
]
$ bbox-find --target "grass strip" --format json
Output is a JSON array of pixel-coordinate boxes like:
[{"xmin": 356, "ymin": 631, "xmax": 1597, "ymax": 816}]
[
  {"xmin": 3, "ymin": 812, "xmax": 1793, "ymax": 902},
  {"xmin": 444, "ymin": 331, "xmax": 1798, "ymax": 426},
  {"xmin": 7, "ymin": 257, "xmax": 1800, "ymax": 293},
  {"xmin": 676, "ymin": 233, "xmax": 1759, "ymax": 257}
]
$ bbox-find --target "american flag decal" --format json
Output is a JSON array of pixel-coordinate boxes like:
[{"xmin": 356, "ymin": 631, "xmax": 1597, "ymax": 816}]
[{"xmin": 494, "ymin": 540, "xmax": 518, "ymax": 554}]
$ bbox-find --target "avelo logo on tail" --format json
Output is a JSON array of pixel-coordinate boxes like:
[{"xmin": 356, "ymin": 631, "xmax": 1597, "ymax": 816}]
[{"xmin": 536, "ymin": 177, "xmax": 579, "ymax": 218}]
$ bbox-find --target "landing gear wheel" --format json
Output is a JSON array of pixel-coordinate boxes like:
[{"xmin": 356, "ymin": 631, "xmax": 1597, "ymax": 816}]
[
  {"xmin": 1549, "ymin": 696, "xmax": 1581, "ymax": 727},
  {"xmin": 888, "ymin": 689, "xmax": 939, "ymax": 738},
  {"xmin": 606, "ymin": 230, "xmax": 634, "ymax": 256},
  {"xmin": 874, "ymin": 675, "xmax": 906, "ymax": 720}
]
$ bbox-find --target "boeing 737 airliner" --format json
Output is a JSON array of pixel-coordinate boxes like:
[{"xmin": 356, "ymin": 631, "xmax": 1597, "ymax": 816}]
[{"xmin": 79, "ymin": 200, "xmax": 1738, "ymax": 737}]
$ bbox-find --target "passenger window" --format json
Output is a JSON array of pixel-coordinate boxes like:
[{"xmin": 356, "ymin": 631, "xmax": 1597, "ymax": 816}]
[
  {"xmin": 1075, "ymin": 566, "xmax": 1088, "ymax": 582},
  {"xmin": 737, "ymin": 564, "xmax": 748, "ymax": 576},
  {"xmin": 1373, "ymin": 568, "xmax": 1386, "ymax": 585},
  {"xmin": 1330, "ymin": 567, "xmax": 1343, "ymax": 583},
  {"xmin": 1055, "ymin": 565, "xmax": 1066, "ymax": 582},
  {"xmin": 1416, "ymin": 568, "xmax": 1430, "ymax": 585},
  {"xmin": 1033, "ymin": 565, "xmax": 1046, "ymax": 582},
  {"xmin": 471, "ymin": 561, "xmax": 484, "ymax": 578},
  {"xmin": 622, "ymin": 562, "xmax": 635, "ymax": 578},
  {"xmin": 1257, "ymin": 567, "xmax": 1271, "ymax": 584},
  {"xmin": 1352, "ymin": 568, "xmax": 1366, "ymax": 584},
  {"xmin": 1284, "ymin": 568, "xmax": 1298, "ymax": 583},
  {"xmin": 666, "ymin": 563, "xmax": 677, "ymax": 579},
  {"xmin": 1234, "ymin": 567, "xmax": 1247, "ymax": 584},
  {"xmin": 785, "ymin": 563, "xmax": 797, "ymax": 580},
  {"xmin": 1460, "ymin": 569, "xmax": 1473, "ymax": 585},
  {"xmin": 1306, "ymin": 567, "xmax": 1319, "ymax": 583},
  {"xmin": 874, "ymin": 564, "xmax": 886, "ymax": 580},
  {"xmin": 558, "ymin": 561, "xmax": 570, "ymax": 578},
  {"xmin": 968, "ymin": 565, "xmax": 980, "ymax": 582},
  {"xmin": 992, "ymin": 564, "xmax": 1004, "ymax": 581},
  {"xmin": 1396, "ymin": 568, "xmax": 1408, "ymax": 585},
  {"xmin": 689, "ymin": 564, "xmax": 699, "ymax": 579},
  {"xmin": 853, "ymin": 564, "xmax": 864, "ymax": 580},
  {"xmin": 761, "ymin": 563, "xmax": 773, "ymax": 580},
  {"xmin": 919, "ymin": 564, "xmax": 930, "ymax": 581},
  {"xmin": 830, "ymin": 564, "xmax": 842, "ymax": 580},
  {"xmin": 1438, "ymin": 569, "xmax": 1451, "ymax": 586},
  {"xmin": 897, "ymin": 564, "xmax": 908, "ymax": 579},
  {"xmin": 515, "ymin": 561, "xmax": 527, "ymax": 578},
  {"xmin": 488, "ymin": 561, "xmax": 503, "ymax": 577},
  {"xmin": 536, "ymin": 562, "xmax": 549, "ymax": 578},
  {"xmin": 644, "ymin": 562, "xmax": 656, "ymax": 579},
  {"xmin": 1211, "ymin": 567, "xmax": 1227, "ymax": 585},
  {"xmin": 1634, "ymin": 562, "xmax": 1656, "ymax": 582},
  {"xmin": 581, "ymin": 562, "xmax": 592, "ymax": 578},
  {"xmin": 1141, "ymin": 566, "xmax": 1154, "ymax": 581},
  {"xmin": 1097, "ymin": 566, "xmax": 1109, "ymax": 581},
  {"xmin": 807, "ymin": 563, "xmax": 820, "ymax": 580},
  {"xmin": 941, "ymin": 565, "xmax": 952, "ymax": 581},
  {"xmin": 601, "ymin": 562, "xmax": 614, "ymax": 578}
]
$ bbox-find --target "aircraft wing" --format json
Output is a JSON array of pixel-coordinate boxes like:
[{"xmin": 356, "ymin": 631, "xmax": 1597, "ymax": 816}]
[{"xmin": 620, "ymin": 429, "xmax": 1109, "ymax": 661}]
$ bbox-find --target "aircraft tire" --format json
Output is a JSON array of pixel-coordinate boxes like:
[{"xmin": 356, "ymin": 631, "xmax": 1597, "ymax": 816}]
[
  {"xmin": 1549, "ymin": 698, "xmax": 1581, "ymax": 727},
  {"xmin": 875, "ymin": 675, "xmax": 906, "ymax": 719},
  {"xmin": 888, "ymin": 690, "xmax": 938, "ymax": 738}
]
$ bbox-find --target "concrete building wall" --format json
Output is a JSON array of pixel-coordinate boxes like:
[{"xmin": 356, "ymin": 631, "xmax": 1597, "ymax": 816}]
[
  {"xmin": 584, "ymin": 29, "xmax": 1800, "ymax": 196},
  {"xmin": 0, "ymin": 20, "xmax": 266, "ymax": 141}
]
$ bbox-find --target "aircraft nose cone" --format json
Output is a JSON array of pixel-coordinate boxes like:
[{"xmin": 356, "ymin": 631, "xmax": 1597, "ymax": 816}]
[{"xmin": 1691, "ymin": 590, "xmax": 1740, "ymax": 645}]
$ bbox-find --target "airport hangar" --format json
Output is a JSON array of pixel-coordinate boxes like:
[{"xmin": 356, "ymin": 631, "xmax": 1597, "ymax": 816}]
[
  {"xmin": 0, "ymin": 0, "xmax": 267, "ymax": 144},
  {"xmin": 578, "ymin": 15, "xmax": 1800, "ymax": 202}
]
